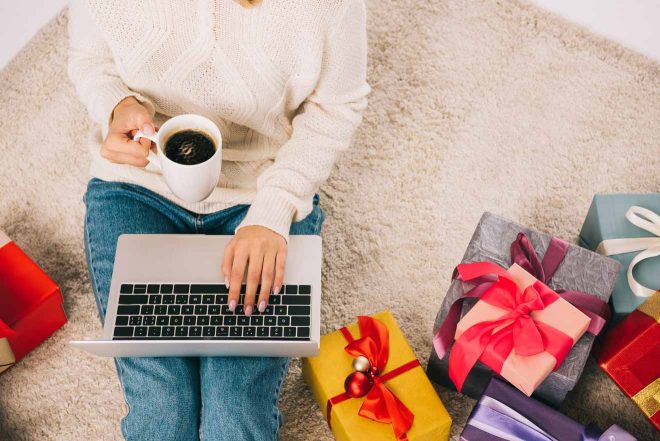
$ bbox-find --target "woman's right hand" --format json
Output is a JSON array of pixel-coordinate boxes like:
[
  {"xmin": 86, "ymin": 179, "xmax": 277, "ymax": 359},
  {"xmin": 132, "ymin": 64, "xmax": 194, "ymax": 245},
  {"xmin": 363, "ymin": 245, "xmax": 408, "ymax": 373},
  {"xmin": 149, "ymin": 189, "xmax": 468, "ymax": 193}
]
[{"xmin": 101, "ymin": 96, "xmax": 155, "ymax": 167}]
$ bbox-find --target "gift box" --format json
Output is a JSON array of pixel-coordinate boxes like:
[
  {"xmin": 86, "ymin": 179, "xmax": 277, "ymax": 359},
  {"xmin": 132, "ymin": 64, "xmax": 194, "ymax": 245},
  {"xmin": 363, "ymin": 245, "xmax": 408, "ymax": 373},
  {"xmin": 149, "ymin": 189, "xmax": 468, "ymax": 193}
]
[
  {"xmin": 579, "ymin": 194, "xmax": 660, "ymax": 323},
  {"xmin": 460, "ymin": 377, "xmax": 637, "ymax": 441},
  {"xmin": 303, "ymin": 311, "xmax": 452, "ymax": 441},
  {"xmin": 428, "ymin": 212, "xmax": 619, "ymax": 406},
  {"xmin": 0, "ymin": 229, "xmax": 67, "ymax": 372},
  {"xmin": 452, "ymin": 263, "xmax": 591, "ymax": 396},
  {"xmin": 595, "ymin": 291, "xmax": 660, "ymax": 431}
]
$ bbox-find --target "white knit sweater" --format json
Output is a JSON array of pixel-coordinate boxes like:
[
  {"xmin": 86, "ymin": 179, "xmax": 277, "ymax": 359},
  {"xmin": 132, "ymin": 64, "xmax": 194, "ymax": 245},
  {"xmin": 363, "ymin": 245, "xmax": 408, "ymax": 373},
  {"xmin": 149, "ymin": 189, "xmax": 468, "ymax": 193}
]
[{"xmin": 68, "ymin": 0, "xmax": 369, "ymax": 240}]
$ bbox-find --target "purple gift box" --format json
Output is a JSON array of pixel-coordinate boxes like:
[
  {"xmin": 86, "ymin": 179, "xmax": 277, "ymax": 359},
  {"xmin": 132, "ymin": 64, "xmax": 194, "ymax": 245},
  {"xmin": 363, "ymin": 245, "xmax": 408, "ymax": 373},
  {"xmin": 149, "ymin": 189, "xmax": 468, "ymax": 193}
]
[{"xmin": 460, "ymin": 378, "xmax": 636, "ymax": 441}]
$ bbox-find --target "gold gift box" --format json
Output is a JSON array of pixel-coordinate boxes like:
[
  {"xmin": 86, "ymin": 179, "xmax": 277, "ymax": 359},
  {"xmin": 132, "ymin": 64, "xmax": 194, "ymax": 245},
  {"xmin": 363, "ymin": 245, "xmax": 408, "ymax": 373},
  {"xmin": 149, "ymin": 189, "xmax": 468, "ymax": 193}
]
[
  {"xmin": 303, "ymin": 311, "xmax": 451, "ymax": 441},
  {"xmin": 0, "ymin": 337, "xmax": 15, "ymax": 374}
]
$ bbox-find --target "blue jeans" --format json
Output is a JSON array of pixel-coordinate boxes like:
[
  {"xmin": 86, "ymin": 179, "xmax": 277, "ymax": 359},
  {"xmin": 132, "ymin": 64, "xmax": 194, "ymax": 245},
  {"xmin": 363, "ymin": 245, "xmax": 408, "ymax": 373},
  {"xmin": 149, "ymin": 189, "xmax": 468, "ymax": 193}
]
[{"xmin": 83, "ymin": 178, "xmax": 325, "ymax": 441}]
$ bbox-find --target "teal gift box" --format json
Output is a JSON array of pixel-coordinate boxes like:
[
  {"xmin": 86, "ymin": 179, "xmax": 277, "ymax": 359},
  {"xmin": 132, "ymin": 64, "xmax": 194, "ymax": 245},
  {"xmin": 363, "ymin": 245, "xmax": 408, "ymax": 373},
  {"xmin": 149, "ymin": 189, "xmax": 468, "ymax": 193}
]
[{"xmin": 579, "ymin": 194, "xmax": 660, "ymax": 323}]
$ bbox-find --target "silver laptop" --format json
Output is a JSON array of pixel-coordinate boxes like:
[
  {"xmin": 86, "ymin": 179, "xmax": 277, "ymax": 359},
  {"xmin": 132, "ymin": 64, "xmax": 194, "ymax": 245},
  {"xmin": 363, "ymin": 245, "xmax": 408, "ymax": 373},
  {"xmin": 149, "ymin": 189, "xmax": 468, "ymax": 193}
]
[{"xmin": 71, "ymin": 234, "xmax": 321, "ymax": 358}]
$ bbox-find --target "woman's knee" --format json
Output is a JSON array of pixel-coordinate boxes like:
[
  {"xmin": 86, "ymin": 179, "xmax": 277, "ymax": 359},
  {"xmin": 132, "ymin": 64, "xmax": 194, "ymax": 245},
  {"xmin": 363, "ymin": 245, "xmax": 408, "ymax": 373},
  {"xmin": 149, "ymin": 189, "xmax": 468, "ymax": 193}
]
[
  {"xmin": 116, "ymin": 357, "xmax": 201, "ymax": 441},
  {"xmin": 200, "ymin": 357, "xmax": 289, "ymax": 441}
]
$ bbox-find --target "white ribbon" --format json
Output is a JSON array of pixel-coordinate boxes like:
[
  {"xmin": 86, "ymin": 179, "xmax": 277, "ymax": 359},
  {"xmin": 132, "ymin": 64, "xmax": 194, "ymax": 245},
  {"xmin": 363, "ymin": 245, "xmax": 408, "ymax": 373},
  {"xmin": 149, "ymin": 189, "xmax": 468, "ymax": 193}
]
[{"xmin": 596, "ymin": 206, "xmax": 660, "ymax": 298}]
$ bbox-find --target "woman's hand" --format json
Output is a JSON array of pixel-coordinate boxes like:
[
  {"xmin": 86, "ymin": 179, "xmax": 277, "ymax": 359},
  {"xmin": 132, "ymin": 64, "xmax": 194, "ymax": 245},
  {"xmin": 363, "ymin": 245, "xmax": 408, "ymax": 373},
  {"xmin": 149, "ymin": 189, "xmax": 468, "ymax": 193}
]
[
  {"xmin": 222, "ymin": 226, "xmax": 287, "ymax": 316},
  {"xmin": 102, "ymin": 96, "xmax": 155, "ymax": 167}
]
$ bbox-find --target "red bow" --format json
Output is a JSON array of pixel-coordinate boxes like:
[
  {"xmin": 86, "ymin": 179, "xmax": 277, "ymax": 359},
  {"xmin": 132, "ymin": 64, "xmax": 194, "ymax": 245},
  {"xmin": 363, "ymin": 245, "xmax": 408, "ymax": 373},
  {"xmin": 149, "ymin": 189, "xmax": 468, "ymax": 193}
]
[
  {"xmin": 0, "ymin": 319, "xmax": 13, "ymax": 338},
  {"xmin": 327, "ymin": 316, "xmax": 419, "ymax": 441},
  {"xmin": 448, "ymin": 262, "xmax": 574, "ymax": 392}
]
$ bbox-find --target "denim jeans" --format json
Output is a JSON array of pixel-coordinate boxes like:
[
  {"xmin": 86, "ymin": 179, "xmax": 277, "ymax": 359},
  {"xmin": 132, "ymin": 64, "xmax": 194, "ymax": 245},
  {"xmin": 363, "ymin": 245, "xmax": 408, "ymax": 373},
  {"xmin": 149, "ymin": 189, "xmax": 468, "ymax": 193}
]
[{"xmin": 83, "ymin": 178, "xmax": 325, "ymax": 441}]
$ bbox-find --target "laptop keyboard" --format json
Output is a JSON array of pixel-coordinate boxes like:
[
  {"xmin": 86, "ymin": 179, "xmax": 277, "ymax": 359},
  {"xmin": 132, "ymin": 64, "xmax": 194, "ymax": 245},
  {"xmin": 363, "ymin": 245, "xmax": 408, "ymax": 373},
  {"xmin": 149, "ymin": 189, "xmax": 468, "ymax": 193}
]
[{"xmin": 112, "ymin": 283, "xmax": 311, "ymax": 341}]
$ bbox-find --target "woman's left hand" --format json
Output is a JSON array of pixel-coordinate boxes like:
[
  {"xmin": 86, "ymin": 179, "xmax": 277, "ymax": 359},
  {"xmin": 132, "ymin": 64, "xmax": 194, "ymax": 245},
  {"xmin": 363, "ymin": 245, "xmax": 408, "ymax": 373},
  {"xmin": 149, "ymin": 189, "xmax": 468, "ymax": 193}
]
[{"xmin": 222, "ymin": 226, "xmax": 287, "ymax": 316}]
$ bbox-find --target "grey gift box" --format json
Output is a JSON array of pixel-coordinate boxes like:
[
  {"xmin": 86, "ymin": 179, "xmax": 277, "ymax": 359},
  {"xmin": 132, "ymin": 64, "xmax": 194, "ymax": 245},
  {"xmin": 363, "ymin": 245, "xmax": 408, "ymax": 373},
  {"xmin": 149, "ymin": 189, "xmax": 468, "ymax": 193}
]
[{"xmin": 427, "ymin": 212, "xmax": 620, "ymax": 407}]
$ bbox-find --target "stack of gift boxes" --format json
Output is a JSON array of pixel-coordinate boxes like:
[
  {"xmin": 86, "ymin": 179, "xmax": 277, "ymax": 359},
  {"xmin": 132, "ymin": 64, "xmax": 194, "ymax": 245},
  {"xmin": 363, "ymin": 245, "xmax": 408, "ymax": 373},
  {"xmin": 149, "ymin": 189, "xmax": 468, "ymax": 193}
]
[
  {"xmin": 303, "ymin": 193, "xmax": 658, "ymax": 440},
  {"xmin": 583, "ymin": 194, "xmax": 660, "ymax": 432}
]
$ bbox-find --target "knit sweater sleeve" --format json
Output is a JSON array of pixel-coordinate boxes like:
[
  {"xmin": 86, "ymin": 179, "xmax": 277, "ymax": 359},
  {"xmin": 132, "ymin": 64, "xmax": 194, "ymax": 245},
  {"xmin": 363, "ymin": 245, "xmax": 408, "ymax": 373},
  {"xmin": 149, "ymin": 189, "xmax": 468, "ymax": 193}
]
[
  {"xmin": 67, "ymin": 0, "xmax": 155, "ymax": 128},
  {"xmin": 236, "ymin": 1, "xmax": 370, "ymax": 241}
]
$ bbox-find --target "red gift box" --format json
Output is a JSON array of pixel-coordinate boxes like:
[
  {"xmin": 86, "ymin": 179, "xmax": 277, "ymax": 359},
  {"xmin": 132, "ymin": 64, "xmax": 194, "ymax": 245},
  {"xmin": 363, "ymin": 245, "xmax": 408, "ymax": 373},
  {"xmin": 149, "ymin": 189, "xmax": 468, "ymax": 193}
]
[
  {"xmin": 596, "ymin": 291, "xmax": 660, "ymax": 431},
  {"xmin": 0, "ymin": 230, "xmax": 67, "ymax": 372}
]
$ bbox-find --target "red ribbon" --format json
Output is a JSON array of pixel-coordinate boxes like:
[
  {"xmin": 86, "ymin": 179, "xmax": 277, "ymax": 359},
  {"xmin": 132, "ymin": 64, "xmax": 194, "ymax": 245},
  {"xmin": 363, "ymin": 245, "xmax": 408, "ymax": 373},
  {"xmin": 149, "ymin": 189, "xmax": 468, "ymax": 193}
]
[
  {"xmin": 448, "ymin": 262, "xmax": 574, "ymax": 392},
  {"xmin": 0, "ymin": 319, "xmax": 13, "ymax": 338},
  {"xmin": 326, "ymin": 316, "xmax": 420, "ymax": 441}
]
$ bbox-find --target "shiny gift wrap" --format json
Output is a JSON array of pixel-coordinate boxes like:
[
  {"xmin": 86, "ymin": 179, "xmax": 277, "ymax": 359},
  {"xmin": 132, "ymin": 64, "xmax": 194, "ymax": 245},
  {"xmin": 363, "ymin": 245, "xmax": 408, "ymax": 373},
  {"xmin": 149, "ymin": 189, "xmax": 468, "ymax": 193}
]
[
  {"xmin": 428, "ymin": 213, "xmax": 619, "ymax": 406},
  {"xmin": 595, "ymin": 291, "xmax": 660, "ymax": 431},
  {"xmin": 303, "ymin": 311, "xmax": 451, "ymax": 441},
  {"xmin": 460, "ymin": 377, "xmax": 636, "ymax": 441}
]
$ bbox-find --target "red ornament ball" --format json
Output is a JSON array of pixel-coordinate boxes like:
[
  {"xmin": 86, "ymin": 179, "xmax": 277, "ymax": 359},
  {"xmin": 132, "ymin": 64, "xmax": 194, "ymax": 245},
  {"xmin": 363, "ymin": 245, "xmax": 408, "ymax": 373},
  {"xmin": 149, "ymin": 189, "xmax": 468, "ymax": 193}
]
[{"xmin": 344, "ymin": 371, "xmax": 373, "ymax": 398}]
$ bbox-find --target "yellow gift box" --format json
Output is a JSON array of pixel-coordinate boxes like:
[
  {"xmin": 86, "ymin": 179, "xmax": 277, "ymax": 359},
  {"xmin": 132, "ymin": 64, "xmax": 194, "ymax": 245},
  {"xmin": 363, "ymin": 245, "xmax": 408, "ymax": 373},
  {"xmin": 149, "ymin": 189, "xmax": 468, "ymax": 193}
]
[{"xmin": 302, "ymin": 311, "xmax": 451, "ymax": 441}]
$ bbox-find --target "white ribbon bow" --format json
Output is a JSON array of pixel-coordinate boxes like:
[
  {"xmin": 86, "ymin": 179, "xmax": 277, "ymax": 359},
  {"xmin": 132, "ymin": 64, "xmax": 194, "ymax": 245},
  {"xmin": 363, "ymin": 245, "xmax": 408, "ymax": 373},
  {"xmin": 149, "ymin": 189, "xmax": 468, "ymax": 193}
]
[{"xmin": 596, "ymin": 206, "xmax": 660, "ymax": 298}]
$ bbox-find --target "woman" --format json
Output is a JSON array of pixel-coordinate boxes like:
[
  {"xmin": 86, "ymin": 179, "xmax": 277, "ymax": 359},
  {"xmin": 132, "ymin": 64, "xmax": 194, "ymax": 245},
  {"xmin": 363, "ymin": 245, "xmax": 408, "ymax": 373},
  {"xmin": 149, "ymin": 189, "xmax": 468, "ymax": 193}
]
[{"xmin": 68, "ymin": 0, "xmax": 368, "ymax": 439}]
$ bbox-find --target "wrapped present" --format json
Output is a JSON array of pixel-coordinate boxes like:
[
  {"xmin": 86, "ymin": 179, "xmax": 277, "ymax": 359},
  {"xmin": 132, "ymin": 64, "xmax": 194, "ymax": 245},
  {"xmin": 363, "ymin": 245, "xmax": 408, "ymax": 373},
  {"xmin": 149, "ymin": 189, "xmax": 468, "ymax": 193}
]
[
  {"xmin": 595, "ymin": 291, "xmax": 660, "ymax": 431},
  {"xmin": 579, "ymin": 194, "xmax": 660, "ymax": 323},
  {"xmin": 460, "ymin": 377, "xmax": 637, "ymax": 441},
  {"xmin": 449, "ymin": 263, "xmax": 591, "ymax": 396},
  {"xmin": 0, "ymin": 319, "xmax": 16, "ymax": 374},
  {"xmin": 0, "ymin": 229, "xmax": 67, "ymax": 372},
  {"xmin": 428, "ymin": 212, "xmax": 618, "ymax": 406},
  {"xmin": 303, "ymin": 311, "xmax": 452, "ymax": 441}
]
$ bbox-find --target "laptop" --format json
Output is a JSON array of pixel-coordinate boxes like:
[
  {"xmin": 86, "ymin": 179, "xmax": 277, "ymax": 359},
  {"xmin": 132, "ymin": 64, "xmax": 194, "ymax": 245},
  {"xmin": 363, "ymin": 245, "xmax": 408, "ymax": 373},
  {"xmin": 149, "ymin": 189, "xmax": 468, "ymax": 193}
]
[{"xmin": 71, "ymin": 234, "xmax": 321, "ymax": 358}]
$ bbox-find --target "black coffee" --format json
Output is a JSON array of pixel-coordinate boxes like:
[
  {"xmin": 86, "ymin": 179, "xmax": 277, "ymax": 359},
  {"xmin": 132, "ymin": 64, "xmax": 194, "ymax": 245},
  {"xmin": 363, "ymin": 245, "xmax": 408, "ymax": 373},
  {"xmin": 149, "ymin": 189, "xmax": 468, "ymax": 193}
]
[{"xmin": 164, "ymin": 130, "xmax": 216, "ymax": 165}]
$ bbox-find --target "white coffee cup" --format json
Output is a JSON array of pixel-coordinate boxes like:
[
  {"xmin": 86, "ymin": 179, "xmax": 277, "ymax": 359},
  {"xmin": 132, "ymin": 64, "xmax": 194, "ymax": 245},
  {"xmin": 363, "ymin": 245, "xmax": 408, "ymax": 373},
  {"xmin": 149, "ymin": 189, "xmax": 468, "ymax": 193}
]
[{"xmin": 134, "ymin": 114, "xmax": 222, "ymax": 202}]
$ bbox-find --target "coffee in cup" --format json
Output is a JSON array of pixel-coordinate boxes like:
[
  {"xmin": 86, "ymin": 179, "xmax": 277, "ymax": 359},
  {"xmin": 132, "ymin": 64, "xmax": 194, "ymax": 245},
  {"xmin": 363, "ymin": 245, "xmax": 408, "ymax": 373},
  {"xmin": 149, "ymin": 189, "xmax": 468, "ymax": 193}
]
[
  {"xmin": 134, "ymin": 114, "xmax": 222, "ymax": 202},
  {"xmin": 164, "ymin": 129, "xmax": 217, "ymax": 165}
]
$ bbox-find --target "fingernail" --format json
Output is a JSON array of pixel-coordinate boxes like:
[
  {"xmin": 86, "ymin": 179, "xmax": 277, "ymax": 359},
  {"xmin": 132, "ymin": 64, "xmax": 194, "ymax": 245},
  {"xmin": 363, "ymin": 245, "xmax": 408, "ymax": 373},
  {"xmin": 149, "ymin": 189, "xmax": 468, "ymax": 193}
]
[
  {"xmin": 224, "ymin": 278, "xmax": 230, "ymax": 289},
  {"xmin": 143, "ymin": 124, "xmax": 155, "ymax": 135},
  {"xmin": 245, "ymin": 305, "xmax": 253, "ymax": 316},
  {"xmin": 273, "ymin": 286, "xmax": 280, "ymax": 296},
  {"xmin": 258, "ymin": 300, "xmax": 266, "ymax": 313},
  {"xmin": 228, "ymin": 299, "xmax": 236, "ymax": 312}
]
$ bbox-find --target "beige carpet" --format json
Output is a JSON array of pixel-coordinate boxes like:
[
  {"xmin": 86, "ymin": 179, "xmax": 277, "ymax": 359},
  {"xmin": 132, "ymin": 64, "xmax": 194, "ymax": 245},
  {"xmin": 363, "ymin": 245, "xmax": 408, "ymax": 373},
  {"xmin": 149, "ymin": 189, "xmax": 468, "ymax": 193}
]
[{"xmin": 1, "ymin": 1, "xmax": 659, "ymax": 440}]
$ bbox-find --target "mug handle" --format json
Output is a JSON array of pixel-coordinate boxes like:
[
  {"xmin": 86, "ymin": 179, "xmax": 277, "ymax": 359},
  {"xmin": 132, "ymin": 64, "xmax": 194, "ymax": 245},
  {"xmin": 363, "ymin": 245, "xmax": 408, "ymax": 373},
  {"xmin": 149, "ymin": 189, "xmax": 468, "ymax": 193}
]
[{"xmin": 133, "ymin": 131, "xmax": 161, "ymax": 170}]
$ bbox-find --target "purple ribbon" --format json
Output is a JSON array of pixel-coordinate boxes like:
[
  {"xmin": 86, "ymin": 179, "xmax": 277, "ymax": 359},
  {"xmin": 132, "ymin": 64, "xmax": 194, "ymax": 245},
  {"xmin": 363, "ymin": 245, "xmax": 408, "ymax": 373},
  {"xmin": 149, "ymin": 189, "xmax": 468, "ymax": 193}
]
[
  {"xmin": 466, "ymin": 395, "xmax": 636, "ymax": 441},
  {"xmin": 434, "ymin": 232, "xmax": 611, "ymax": 361},
  {"xmin": 511, "ymin": 234, "xmax": 568, "ymax": 283},
  {"xmin": 468, "ymin": 397, "xmax": 555, "ymax": 440}
]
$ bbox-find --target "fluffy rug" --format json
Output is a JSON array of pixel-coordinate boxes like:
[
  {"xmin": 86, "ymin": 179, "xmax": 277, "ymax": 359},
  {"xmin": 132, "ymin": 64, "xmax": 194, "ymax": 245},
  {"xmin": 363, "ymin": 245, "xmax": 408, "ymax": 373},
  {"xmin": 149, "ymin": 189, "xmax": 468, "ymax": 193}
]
[{"xmin": 0, "ymin": 1, "xmax": 658, "ymax": 440}]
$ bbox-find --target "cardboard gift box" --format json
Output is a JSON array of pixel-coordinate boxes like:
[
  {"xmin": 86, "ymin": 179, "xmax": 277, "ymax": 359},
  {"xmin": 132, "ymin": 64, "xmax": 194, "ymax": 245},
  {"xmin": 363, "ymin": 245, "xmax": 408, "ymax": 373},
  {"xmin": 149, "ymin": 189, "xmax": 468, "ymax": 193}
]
[
  {"xmin": 579, "ymin": 194, "xmax": 660, "ymax": 323},
  {"xmin": 0, "ymin": 230, "xmax": 67, "ymax": 372},
  {"xmin": 428, "ymin": 212, "xmax": 619, "ymax": 406},
  {"xmin": 303, "ymin": 311, "xmax": 452, "ymax": 441},
  {"xmin": 595, "ymin": 291, "xmax": 660, "ymax": 431},
  {"xmin": 460, "ymin": 377, "xmax": 636, "ymax": 441}
]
